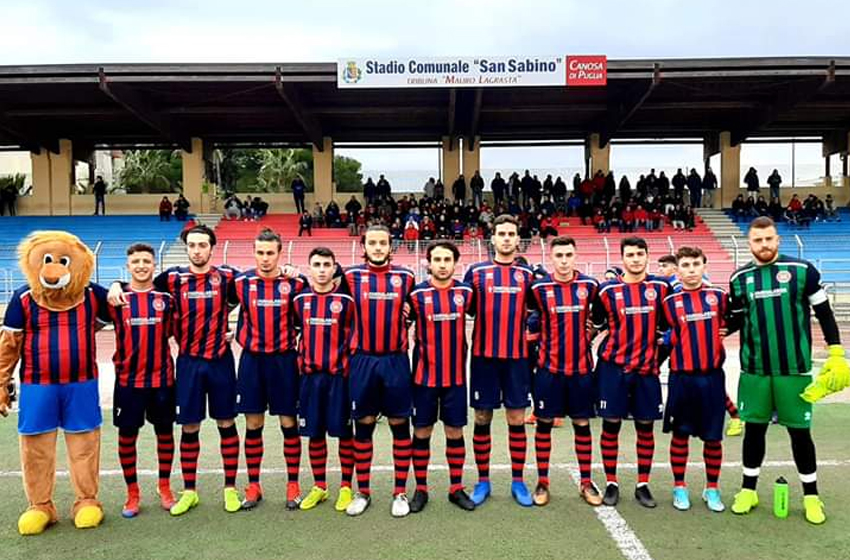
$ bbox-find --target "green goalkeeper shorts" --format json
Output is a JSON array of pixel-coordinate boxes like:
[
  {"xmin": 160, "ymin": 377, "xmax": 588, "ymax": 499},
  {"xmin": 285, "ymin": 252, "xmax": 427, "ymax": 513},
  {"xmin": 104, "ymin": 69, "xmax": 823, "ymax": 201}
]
[{"xmin": 737, "ymin": 373, "xmax": 813, "ymax": 429}]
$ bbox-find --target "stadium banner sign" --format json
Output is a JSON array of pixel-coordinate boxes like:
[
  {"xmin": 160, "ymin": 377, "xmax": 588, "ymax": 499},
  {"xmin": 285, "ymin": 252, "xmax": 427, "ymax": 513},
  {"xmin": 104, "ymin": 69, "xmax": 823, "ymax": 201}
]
[{"xmin": 338, "ymin": 56, "xmax": 607, "ymax": 88}]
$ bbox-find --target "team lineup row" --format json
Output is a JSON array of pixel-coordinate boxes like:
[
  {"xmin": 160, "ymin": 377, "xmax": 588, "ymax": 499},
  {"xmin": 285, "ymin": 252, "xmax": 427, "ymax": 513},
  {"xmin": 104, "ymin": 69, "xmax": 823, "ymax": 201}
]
[{"xmin": 2, "ymin": 214, "xmax": 848, "ymax": 532}]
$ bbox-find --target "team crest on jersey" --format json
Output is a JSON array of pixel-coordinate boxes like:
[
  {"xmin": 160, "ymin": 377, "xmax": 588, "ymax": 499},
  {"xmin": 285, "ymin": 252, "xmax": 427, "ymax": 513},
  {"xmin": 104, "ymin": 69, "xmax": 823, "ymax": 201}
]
[
  {"xmin": 675, "ymin": 300, "xmax": 684, "ymax": 308},
  {"xmin": 485, "ymin": 272, "xmax": 494, "ymax": 279},
  {"xmin": 360, "ymin": 276, "xmax": 370, "ymax": 283},
  {"xmin": 644, "ymin": 288, "xmax": 657, "ymax": 301},
  {"xmin": 706, "ymin": 294, "xmax": 718, "ymax": 305},
  {"xmin": 576, "ymin": 287, "xmax": 588, "ymax": 299},
  {"xmin": 453, "ymin": 294, "xmax": 465, "ymax": 305},
  {"xmin": 513, "ymin": 271, "xmax": 525, "ymax": 283},
  {"xmin": 391, "ymin": 276, "xmax": 403, "ymax": 287},
  {"xmin": 330, "ymin": 301, "xmax": 343, "ymax": 313},
  {"xmin": 304, "ymin": 302, "xmax": 312, "ymax": 310},
  {"xmin": 424, "ymin": 296, "xmax": 433, "ymax": 304},
  {"xmin": 279, "ymin": 283, "xmax": 291, "ymax": 295},
  {"xmin": 249, "ymin": 284, "xmax": 258, "ymax": 291},
  {"xmin": 776, "ymin": 270, "xmax": 792, "ymax": 283},
  {"xmin": 209, "ymin": 274, "xmax": 221, "ymax": 286},
  {"xmin": 152, "ymin": 298, "xmax": 166, "ymax": 312},
  {"xmin": 614, "ymin": 292, "xmax": 623, "ymax": 300}
]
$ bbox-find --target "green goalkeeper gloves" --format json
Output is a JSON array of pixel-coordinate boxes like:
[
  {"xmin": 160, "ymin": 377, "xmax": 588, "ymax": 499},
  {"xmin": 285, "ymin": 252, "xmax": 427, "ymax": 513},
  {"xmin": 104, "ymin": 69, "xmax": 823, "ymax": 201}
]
[{"xmin": 800, "ymin": 345, "xmax": 850, "ymax": 403}]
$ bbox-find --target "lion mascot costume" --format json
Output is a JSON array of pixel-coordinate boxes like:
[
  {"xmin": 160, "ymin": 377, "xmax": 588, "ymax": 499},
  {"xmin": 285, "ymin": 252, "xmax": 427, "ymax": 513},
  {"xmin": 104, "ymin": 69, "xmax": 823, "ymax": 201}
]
[{"xmin": 0, "ymin": 231, "xmax": 110, "ymax": 535}]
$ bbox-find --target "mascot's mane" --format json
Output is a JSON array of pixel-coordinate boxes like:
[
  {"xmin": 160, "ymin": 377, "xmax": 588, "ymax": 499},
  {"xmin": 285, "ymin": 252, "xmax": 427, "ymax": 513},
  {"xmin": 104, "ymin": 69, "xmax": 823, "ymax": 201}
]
[{"xmin": 17, "ymin": 230, "xmax": 95, "ymax": 307}]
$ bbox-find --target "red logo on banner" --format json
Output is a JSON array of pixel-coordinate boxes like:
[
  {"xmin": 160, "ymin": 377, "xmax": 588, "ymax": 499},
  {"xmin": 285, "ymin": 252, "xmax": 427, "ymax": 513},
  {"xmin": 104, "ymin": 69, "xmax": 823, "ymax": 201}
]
[{"xmin": 566, "ymin": 55, "xmax": 607, "ymax": 86}]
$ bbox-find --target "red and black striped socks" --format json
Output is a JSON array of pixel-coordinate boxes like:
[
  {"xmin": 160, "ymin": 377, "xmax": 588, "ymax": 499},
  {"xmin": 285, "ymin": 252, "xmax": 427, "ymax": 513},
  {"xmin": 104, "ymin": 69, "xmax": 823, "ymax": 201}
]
[
  {"xmin": 635, "ymin": 422, "xmax": 655, "ymax": 486},
  {"xmin": 534, "ymin": 421, "xmax": 553, "ymax": 487},
  {"xmin": 670, "ymin": 433, "xmax": 689, "ymax": 487},
  {"xmin": 309, "ymin": 437, "xmax": 328, "ymax": 490},
  {"xmin": 600, "ymin": 419, "xmax": 621, "ymax": 485},
  {"xmin": 725, "ymin": 393, "xmax": 740, "ymax": 418},
  {"xmin": 573, "ymin": 422, "xmax": 593, "ymax": 485},
  {"xmin": 244, "ymin": 427, "xmax": 264, "ymax": 486},
  {"xmin": 390, "ymin": 421, "xmax": 412, "ymax": 496},
  {"xmin": 179, "ymin": 429, "xmax": 200, "ymax": 490},
  {"xmin": 508, "ymin": 424, "xmax": 527, "ymax": 483},
  {"xmin": 704, "ymin": 440, "xmax": 722, "ymax": 489},
  {"xmin": 338, "ymin": 437, "xmax": 354, "ymax": 488},
  {"xmin": 446, "ymin": 436, "xmax": 465, "ymax": 494},
  {"xmin": 412, "ymin": 435, "xmax": 431, "ymax": 492},
  {"xmin": 281, "ymin": 425, "xmax": 302, "ymax": 485},
  {"xmin": 353, "ymin": 421, "xmax": 375, "ymax": 495},
  {"xmin": 218, "ymin": 424, "xmax": 240, "ymax": 488},
  {"xmin": 118, "ymin": 428, "xmax": 139, "ymax": 493},
  {"xmin": 473, "ymin": 423, "xmax": 491, "ymax": 483},
  {"xmin": 154, "ymin": 425, "xmax": 174, "ymax": 489}
]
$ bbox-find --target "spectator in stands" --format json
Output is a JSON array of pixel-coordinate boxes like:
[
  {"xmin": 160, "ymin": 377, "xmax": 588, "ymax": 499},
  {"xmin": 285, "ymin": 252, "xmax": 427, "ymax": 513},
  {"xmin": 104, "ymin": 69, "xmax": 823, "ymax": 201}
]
[
  {"xmin": 566, "ymin": 192, "xmax": 581, "ymax": 216},
  {"xmin": 452, "ymin": 219, "xmax": 464, "ymax": 240},
  {"xmin": 571, "ymin": 172, "xmax": 581, "ymax": 193},
  {"xmin": 312, "ymin": 202, "xmax": 325, "ymax": 228},
  {"xmin": 539, "ymin": 213, "xmax": 558, "ymax": 239},
  {"xmin": 785, "ymin": 194, "xmax": 806, "ymax": 227},
  {"xmin": 685, "ymin": 206, "xmax": 697, "ymax": 231},
  {"xmin": 291, "ymin": 177, "xmax": 306, "ymax": 214},
  {"xmin": 434, "ymin": 179, "xmax": 445, "ymax": 201},
  {"xmin": 93, "ymin": 175, "xmax": 107, "ymax": 215},
  {"xmin": 470, "ymin": 170, "xmax": 485, "ymax": 208},
  {"xmin": 703, "ymin": 166, "xmax": 718, "ymax": 208},
  {"xmin": 672, "ymin": 168, "xmax": 687, "ymax": 200},
  {"xmin": 252, "ymin": 196, "xmax": 269, "ymax": 218},
  {"xmin": 650, "ymin": 206, "xmax": 664, "ymax": 231},
  {"xmin": 491, "ymin": 172, "xmax": 506, "ymax": 205},
  {"xmin": 767, "ymin": 169, "xmax": 782, "ymax": 201},
  {"xmin": 769, "ymin": 196, "xmax": 783, "ymax": 222},
  {"xmin": 223, "ymin": 194, "xmax": 242, "ymax": 220},
  {"xmin": 744, "ymin": 196, "xmax": 758, "ymax": 218},
  {"xmin": 618, "ymin": 175, "xmax": 632, "ymax": 203},
  {"xmin": 423, "ymin": 177, "xmax": 436, "ymax": 199},
  {"xmin": 390, "ymin": 218, "xmax": 404, "ymax": 242},
  {"xmin": 645, "ymin": 169, "xmax": 657, "ymax": 196},
  {"xmin": 755, "ymin": 195, "xmax": 769, "ymax": 216},
  {"xmin": 634, "ymin": 204, "xmax": 649, "ymax": 231},
  {"xmin": 687, "ymin": 168, "xmax": 703, "ymax": 208},
  {"xmin": 732, "ymin": 194, "xmax": 747, "ymax": 222},
  {"xmin": 403, "ymin": 218, "xmax": 419, "ymax": 244},
  {"xmin": 298, "ymin": 211, "xmax": 313, "ymax": 236},
  {"xmin": 744, "ymin": 167, "xmax": 760, "ymax": 194},
  {"xmin": 364, "ymin": 177, "xmax": 377, "ymax": 205},
  {"xmin": 159, "ymin": 196, "xmax": 172, "ymax": 221},
  {"xmin": 803, "ymin": 194, "xmax": 822, "ymax": 222},
  {"xmin": 1, "ymin": 182, "xmax": 18, "ymax": 216},
  {"xmin": 420, "ymin": 215, "xmax": 436, "ymax": 240},
  {"xmin": 825, "ymin": 194, "xmax": 840, "ymax": 221},
  {"xmin": 657, "ymin": 171, "xmax": 670, "ymax": 197},
  {"xmin": 671, "ymin": 204, "xmax": 687, "ymax": 231},
  {"xmin": 604, "ymin": 171, "xmax": 616, "ymax": 201},
  {"xmin": 452, "ymin": 174, "xmax": 466, "ymax": 203},
  {"xmin": 593, "ymin": 209, "xmax": 610, "ymax": 233},
  {"xmin": 620, "ymin": 205, "xmax": 635, "ymax": 232},
  {"xmin": 174, "ymin": 194, "xmax": 190, "ymax": 220},
  {"xmin": 344, "ymin": 195, "xmax": 362, "ymax": 224},
  {"xmin": 578, "ymin": 197, "xmax": 593, "ymax": 225},
  {"xmin": 377, "ymin": 174, "xmax": 392, "ymax": 200}
]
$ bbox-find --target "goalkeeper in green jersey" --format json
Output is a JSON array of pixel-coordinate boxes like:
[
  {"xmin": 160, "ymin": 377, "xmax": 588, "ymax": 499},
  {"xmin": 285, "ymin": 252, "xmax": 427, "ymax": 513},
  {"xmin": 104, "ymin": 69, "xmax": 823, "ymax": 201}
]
[{"xmin": 725, "ymin": 217, "xmax": 849, "ymax": 524}]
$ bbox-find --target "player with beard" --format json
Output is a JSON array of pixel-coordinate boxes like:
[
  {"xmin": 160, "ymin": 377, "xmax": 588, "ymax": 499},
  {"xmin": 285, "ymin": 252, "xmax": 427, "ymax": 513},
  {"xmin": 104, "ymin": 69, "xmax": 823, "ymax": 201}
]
[
  {"xmin": 406, "ymin": 241, "xmax": 475, "ymax": 513},
  {"xmin": 728, "ymin": 217, "xmax": 849, "ymax": 524},
  {"xmin": 340, "ymin": 225, "xmax": 416, "ymax": 517},
  {"xmin": 464, "ymin": 214, "xmax": 536, "ymax": 507},
  {"xmin": 233, "ymin": 229, "xmax": 308, "ymax": 510},
  {"xmin": 590, "ymin": 237, "xmax": 671, "ymax": 509},
  {"xmin": 108, "ymin": 224, "xmax": 243, "ymax": 515}
]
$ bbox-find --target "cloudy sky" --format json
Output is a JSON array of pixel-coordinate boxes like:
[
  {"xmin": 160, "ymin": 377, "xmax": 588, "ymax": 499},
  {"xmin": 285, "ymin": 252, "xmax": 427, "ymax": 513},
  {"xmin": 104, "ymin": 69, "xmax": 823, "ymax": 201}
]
[{"xmin": 1, "ymin": 0, "xmax": 844, "ymax": 187}]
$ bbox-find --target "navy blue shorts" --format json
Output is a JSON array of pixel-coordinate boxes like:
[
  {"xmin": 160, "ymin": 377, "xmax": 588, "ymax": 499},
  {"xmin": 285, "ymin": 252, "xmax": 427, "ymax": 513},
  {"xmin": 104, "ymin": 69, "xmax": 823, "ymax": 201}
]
[
  {"xmin": 299, "ymin": 372, "xmax": 352, "ymax": 439},
  {"xmin": 236, "ymin": 350, "xmax": 299, "ymax": 416},
  {"xmin": 412, "ymin": 384, "xmax": 468, "ymax": 428},
  {"xmin": 175, "ymin": 351, "xmax": 237, "ymax": 424},
  {"xmin": 113, "ymin": 385, "xmax": 176, "ymax": 429},
  {"xmin": 470, "ymin": 357, "xmax": 531, "ymax": 410},
  {"xmin": 595, "ymin": 360, "xmax": 663, "ymax": 421},
  {"xmin": 18, "ymin": 381, "xmax": 102, "ymax": 435},
  {"xmin": 663, "ymin": 370, "xmax": 726, "ymax": 441},
  {"xmin": 532, "ymin": 369, "xmax": 596, "ymax": 420},
  {"xmin": 349, "ymin": 352, "xmax": 412, "ymax": 420}
]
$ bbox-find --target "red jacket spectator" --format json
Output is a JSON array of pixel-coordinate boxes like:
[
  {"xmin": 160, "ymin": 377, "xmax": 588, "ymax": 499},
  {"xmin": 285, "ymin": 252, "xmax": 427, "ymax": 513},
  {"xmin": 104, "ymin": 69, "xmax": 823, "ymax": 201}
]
[
  {"xmin": 622, "ymin": 209, "xmax": 635, "ymax": 223},
  {"xmin": 634, "ymin": 207, "xmax": 648, "ymax": 222}
]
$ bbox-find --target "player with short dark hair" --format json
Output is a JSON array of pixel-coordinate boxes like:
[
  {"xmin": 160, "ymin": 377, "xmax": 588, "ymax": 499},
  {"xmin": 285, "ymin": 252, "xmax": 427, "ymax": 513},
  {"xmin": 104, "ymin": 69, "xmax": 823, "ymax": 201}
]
[
  {"xmin": 661, "ymin": 246, "xmax": 728, "ymax": 513},
  {"xmin": 109, "ymin": 243, "xmax": 177, "ymax": 518},
  {"xmin": 233, "ymin": 229, "xmax": 308, "ymax": 510},
  {"xmin": 464, "ymin": 214, "xmax": 537, "ymax": 507},
  {"xmin": 591, "ymin": 236, "xmax": 671, "ymax": 508},
  {"xmin": 728, "ymin": 217, "xmax": 849, "ymax": 524},
  {"xmin": 341, "ymin": 225, "xmax": 417, "ymax": 517},
  {"xmin": 293, "ymin": 247, "xmax": 357, "ymax": 512},
  {"xmin": 406, "ymin": 241, "xmax": 475, "ymax": 513},
  {"xmin": 108, "ymin": 224, "xmax": 243, "ymax": 516},
  {"xmin": 529, "ymin": 236, "xmax": 603, "ymax": 507}
]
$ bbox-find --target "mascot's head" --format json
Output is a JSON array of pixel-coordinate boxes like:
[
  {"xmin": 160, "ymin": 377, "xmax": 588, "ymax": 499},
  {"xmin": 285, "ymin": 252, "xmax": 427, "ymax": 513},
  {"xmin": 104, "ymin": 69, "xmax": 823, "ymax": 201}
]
[{"xmin": 18, "ymin": 231, "xmax": 94, "ymax": 308}]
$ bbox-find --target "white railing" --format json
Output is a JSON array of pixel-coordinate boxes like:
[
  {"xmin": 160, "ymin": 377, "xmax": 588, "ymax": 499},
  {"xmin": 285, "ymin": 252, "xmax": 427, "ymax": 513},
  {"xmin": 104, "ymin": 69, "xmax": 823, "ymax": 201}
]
[
  {"xmin": 795, "ymin": 234, "xmax": 804, "ymax": 259},
  {"xmin": 730, "ymin": 235, "xmax": 739, "ymax": 268}
]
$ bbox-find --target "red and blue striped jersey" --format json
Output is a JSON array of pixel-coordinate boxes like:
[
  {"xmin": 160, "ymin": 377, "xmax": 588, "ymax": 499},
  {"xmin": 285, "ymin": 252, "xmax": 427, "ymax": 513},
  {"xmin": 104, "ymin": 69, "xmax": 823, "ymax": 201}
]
[
  {"xmin": 234, "ymin": 270, "xmax": 306, "ymax": 354},
  {"xmin": 292, "ymin": 287, "xmax": 355, "ymax": 375},
  {"xmin": 463, "ymin": 261, "xmax": 535, "ymax": 359},
  {"xmin": 530, "ymin": 273, "xmax": 599, "ymax": 376},
  {"xmin": 591, "ymin": 275, "xmax": 671, "ymax": 375},
  {"xmin": 341, "ymin": 263, "xmax": 415, "ymax": 354},
  {"xmin": 407, "ymin": 280, "xmax": 473, "ymax": 387},
  {"xmin": 154, "ymin": 265, "xmax": 239, "ymax": 359},
  {"xmin": 109, "ymin": 288, "xmax": 175, "ymax": 388},
  {"xmin": 2, "ymin": 283, "xmax": 110, "ymax": 385},
  {"xmin": 662, "ymin": 286, "xmax": 728, "ymax": 374}
]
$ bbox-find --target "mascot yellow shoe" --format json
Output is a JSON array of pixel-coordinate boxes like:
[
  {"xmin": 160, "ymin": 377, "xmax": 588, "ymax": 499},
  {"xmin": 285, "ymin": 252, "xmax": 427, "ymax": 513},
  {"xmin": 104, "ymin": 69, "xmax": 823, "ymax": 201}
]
[
  {"xmin": 18, "ymin": 509, "xmax": 53, "ymax": 536},
  {"xmin": 74, "ymin": 505, "xmax": 104, "ymax": 529}
]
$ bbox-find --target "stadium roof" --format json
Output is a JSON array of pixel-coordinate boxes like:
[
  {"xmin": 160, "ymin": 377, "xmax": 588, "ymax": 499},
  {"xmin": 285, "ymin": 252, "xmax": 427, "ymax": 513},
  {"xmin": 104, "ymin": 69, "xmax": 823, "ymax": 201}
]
[{"xmin": 0, "ymin": 57, "xmax": 848, "ymax": 154}]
